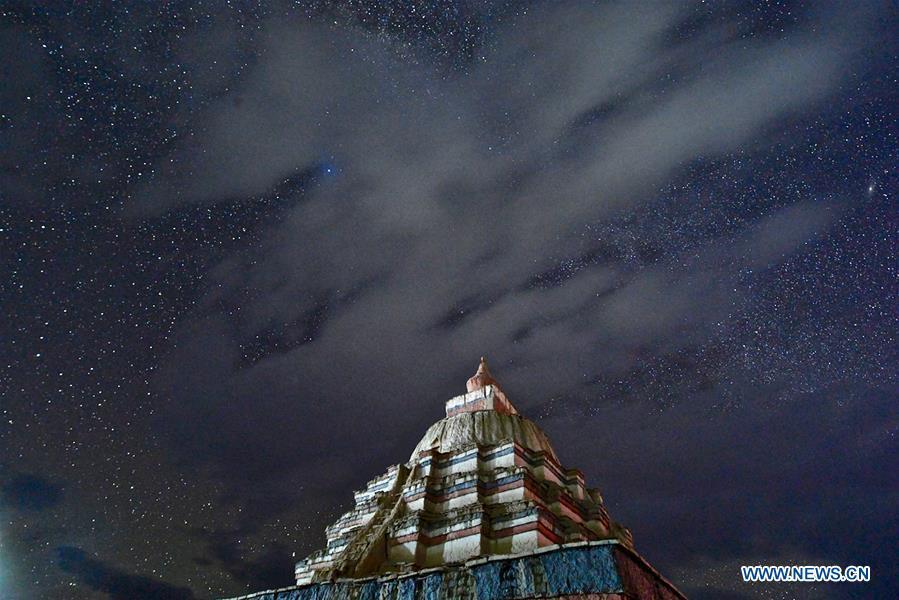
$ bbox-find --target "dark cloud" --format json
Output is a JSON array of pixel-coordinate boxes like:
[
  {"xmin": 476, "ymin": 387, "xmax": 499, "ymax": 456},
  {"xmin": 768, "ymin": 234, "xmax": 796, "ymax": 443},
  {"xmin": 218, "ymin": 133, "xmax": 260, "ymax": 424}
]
[
  {"xmin": 194, "ymin": 531, "xmax": 294, "ymax": 591},
  {"xmin": 1, "ymin": 473, "xmax": 63, "ymax": 512},
  {"xmin": 57, "ymin": 547, "xmax": 196, "ymax": 600}
]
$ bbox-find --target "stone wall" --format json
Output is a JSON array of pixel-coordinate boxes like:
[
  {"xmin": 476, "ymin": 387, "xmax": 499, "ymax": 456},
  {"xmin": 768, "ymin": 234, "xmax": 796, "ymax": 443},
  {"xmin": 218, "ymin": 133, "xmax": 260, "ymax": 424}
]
[{"xmin": 226, "ymin": 541, "xmax": 685, "ymax": 600}]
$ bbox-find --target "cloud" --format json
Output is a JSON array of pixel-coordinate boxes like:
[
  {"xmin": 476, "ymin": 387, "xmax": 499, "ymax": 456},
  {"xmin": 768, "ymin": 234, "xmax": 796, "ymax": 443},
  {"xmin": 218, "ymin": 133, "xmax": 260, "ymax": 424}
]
[
  {"xmin": 57, "ymin": 546, "xmax": 195, "ymax": 600},
  {"xmin": 128, "ymin": 3, "xmax": 861, "ymax": 383},
  {"xmin": 193, "ymin": 530, "xmax": 294, "ymax": 592},
  {"xmin": 1, "ymin": 474, "xmax": 63, "ymax": 512},
  {"xmin": 126, "ymin": 1, "xmax": 890, "ymax": 596},
  {"xmin": 143, "ymin": 0, "xmax": 869, "ymax": 505}
]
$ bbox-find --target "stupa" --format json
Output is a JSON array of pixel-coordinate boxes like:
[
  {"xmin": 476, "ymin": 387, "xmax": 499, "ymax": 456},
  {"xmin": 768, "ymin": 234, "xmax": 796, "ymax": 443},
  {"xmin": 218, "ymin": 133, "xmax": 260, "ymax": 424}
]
[{"xmin": 224, "ymin": 358, "xmax": 685, "ymax": 599}]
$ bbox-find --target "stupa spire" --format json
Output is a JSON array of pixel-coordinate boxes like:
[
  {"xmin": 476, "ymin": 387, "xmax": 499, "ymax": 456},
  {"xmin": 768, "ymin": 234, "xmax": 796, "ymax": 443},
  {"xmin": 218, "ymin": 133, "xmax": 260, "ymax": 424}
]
[{"xmin": 466, "ymin": 355, "xmax": 498, "ymax": 392}]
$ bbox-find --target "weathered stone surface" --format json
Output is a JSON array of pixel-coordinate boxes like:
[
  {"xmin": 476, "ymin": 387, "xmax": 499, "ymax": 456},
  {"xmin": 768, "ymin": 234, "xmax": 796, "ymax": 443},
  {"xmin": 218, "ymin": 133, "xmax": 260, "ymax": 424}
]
[{"xmin": 410, "ymin": 409, "xmax": 558, "ymax": 463}]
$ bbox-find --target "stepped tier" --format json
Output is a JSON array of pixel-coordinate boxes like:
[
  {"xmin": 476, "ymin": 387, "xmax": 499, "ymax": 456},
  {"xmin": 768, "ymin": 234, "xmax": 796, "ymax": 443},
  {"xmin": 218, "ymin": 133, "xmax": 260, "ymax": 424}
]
[
  {"xmin": 223, "ymin": 358, "xmax": 684, "ymax": 600},
  {"xmin": 294, "ymin": 362, "xmax": 633, "ymax": 586}
]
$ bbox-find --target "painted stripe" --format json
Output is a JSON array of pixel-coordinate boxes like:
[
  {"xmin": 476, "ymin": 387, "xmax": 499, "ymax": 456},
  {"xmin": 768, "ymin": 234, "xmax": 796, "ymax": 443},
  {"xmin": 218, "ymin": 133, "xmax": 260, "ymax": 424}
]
[
  {"xmin": 389, "ymin": 515, "xmax": 566, "ymax": 546},
  {"xmin": 419, "ymin": 443, "xmax": 584, "ymax": 488}
]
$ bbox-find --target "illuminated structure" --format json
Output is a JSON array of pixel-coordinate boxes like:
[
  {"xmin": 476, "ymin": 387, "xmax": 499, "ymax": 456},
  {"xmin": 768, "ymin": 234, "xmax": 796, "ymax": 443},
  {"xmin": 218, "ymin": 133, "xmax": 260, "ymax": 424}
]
[{"xmin": 225, "ymin": 358, "xmax": 685, "ymax": 599}]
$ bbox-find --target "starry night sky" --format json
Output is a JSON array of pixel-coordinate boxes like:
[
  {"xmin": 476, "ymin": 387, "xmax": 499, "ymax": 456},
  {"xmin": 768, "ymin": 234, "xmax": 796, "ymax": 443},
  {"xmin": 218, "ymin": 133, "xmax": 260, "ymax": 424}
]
[{"xmin": 1, "ymin": 1, "xmax": 896, "ymax": 599}]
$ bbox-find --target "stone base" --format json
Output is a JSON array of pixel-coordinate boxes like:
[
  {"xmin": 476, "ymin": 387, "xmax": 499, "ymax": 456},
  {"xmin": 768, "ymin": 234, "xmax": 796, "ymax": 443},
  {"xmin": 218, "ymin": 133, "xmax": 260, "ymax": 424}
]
[{"xmin": 223, "ymin": 541, "xmax": 685, "ymax": 599}]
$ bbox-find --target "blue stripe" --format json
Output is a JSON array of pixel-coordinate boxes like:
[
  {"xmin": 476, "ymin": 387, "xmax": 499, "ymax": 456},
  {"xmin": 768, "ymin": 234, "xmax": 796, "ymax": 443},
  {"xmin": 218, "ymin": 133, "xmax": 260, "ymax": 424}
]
[{"xmin": 243, "ymin": 544, "xmax": 633, "ymax": 600}]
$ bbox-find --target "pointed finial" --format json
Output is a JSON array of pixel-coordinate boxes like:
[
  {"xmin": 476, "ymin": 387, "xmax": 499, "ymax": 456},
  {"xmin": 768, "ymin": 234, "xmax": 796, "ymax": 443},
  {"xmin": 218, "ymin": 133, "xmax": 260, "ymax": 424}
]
[{"xmin": 467, "ymin": 355, "xmax": 498, "ymax": 392}]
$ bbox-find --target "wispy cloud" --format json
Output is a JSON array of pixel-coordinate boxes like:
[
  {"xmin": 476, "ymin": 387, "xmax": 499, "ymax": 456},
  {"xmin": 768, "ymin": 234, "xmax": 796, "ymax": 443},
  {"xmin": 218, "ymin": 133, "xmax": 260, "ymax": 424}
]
[{"xmin": 124, "ymin": 1, "xmax": 890, "ymax": 594}]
